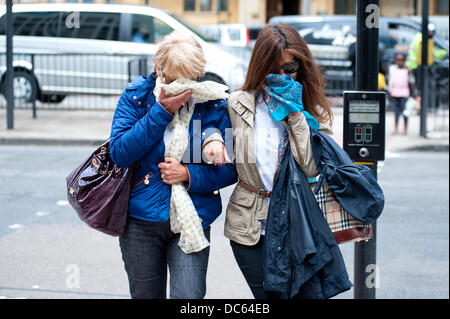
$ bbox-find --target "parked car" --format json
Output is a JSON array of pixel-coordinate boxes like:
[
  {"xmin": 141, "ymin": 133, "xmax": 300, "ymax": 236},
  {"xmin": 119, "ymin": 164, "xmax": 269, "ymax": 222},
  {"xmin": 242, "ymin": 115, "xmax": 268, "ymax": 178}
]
[
  {"xmin": 247, "ymin": 24, "xmax": 265, "ymax": 49},
  {"xmin": 269, "ymin": 15, "xmax": 448, "ymax": 70},
  {"xmin": 200, "ymin": 23, "xmax": 250, "ymax": 47},
  {"xmin": 0, "ymin": 3, "xmax": 248, "ymax": 103},
  {"xmin": 269, "ymin": 15, "xmax": 449, "ymax": 94},
  {"xmin": 407, "ymin": 15, "xmax": 449, "ymax": 41}
]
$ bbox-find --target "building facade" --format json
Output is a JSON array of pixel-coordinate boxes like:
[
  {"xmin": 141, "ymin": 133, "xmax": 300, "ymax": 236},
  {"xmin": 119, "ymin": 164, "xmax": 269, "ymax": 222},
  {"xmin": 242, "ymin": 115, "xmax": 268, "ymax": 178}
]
[{"xmin": 2, "ymin": 0, "xmax": 449, "ymax": 27}]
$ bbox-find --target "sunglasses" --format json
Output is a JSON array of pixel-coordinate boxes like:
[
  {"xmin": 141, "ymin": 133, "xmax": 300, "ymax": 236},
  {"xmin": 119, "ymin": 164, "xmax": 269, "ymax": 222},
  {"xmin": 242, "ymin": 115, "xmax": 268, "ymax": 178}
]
[{"xmin": 282, "ymin": 59, "xmax": 300, "ymax": 74}]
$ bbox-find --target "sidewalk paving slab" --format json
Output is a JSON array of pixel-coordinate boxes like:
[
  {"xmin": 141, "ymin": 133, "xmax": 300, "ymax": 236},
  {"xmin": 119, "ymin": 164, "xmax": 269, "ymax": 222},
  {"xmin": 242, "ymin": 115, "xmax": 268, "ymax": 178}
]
[{"xmin": 0, "ymin": 107, "xmax": 448, "ymax": 153}]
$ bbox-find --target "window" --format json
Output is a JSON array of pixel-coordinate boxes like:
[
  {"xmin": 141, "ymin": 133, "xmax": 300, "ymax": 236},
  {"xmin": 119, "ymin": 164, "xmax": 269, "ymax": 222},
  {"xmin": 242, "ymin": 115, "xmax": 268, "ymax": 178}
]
[
  {"xmin": 201, "ymin": 27, "xmax": 221, "ymax": 41},
  {"xmin": 217, "ymin": 0, "xmax": 228, "ymax": 12},
  {"xmin": 184, "ymin": 0, "xmax": 196, "ymax": 11},
  {"xmin": 386, "ymin": 23, "xmax": 417, "ymax": 51},
  {"xmin": 436, "ymin": 0, "xmax": 449, "ymax": 14},
  {"xmin": 200, "ymin": 0, "xmax": 212, "ymax": 11},
  {"xmin": 248, "ymin": 27, "xmax": 261, "ymax": 41},
  {"xmin": 1, "ymin": 12, "xmax": 61, "ymax": 37},
  {"xmin": 335, "ymin": 0, "xmax": 356, "ymax": 14},
  {"xmin": 59, "ymin": 12, "xmax": 120, "ymax": 41},
  {"xmin": 131, "ymin": 14, "xmax": 174, "ymax": 44},
  {"xmin": 227, "ymin": 29, "xmax": 241, "ymax": 41},
  {"xmin": 153, "ymin": 17, "xmax": 174, "ymax": 43},
  {"xmin": 167, "ymin": 12, "xmax": 214, "ymax": 42},
  {"xmin": 291, "ymin": 21, "xmax": 356, "ymax": 46},
  {"xmin": 0, "ymin": 15, "xmax": 5, "ymax": 35}
]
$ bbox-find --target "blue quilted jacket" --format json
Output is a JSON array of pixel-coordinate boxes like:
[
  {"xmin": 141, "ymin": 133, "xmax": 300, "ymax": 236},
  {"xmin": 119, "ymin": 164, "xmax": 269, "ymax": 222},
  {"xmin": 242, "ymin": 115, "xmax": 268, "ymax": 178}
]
[{"xmin": 109, "ymin": 72, "xmax": 237, "ymax": 228}]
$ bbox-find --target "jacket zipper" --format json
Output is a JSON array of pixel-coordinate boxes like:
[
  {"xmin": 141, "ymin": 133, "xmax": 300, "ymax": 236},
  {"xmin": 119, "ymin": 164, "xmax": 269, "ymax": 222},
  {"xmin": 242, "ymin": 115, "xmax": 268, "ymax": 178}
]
[{"xmin": 134, "ymin": 172, "xmax": 153, "ymax": 187}]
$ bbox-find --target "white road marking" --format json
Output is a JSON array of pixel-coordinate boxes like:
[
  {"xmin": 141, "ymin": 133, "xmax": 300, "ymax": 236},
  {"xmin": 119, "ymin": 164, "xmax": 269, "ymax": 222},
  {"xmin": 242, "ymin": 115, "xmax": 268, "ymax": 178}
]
[
  {"xmin": 8, "ymin": 224, "xmax": 23, "ymax": 230},
  {"xmin": 385, "ymin": 151, "xmax": 401, "ymax": 158},
  {"xmin": 57, "ymin": 200, "xmax": 69, "ymax": 206},
  {"xmin": 36, "ymin": 211, "xmax": 50, "ymax": 217}
]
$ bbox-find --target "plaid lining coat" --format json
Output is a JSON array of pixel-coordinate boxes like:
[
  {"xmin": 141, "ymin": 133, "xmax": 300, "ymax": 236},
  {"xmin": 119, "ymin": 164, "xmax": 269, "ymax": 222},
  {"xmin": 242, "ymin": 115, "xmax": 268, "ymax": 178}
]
[{"xmin": 263, "ymin": 147, "xmax": 353, "ymax": 299}]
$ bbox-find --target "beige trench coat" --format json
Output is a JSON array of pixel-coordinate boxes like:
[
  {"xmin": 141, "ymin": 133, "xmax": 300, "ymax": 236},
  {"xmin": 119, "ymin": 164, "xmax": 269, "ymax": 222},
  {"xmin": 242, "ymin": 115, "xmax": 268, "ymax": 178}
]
[{"xmin": 224, "ymin": 90, "xmax": 333, "ymax": 246}]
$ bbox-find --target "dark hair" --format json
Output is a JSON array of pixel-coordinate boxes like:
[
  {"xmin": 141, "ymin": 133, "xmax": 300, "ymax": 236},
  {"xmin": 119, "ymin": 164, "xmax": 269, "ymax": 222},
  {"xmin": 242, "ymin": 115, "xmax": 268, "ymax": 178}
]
[{"xmin": 241, "ymin": 23, "xmax": 333, "ymax": 125}]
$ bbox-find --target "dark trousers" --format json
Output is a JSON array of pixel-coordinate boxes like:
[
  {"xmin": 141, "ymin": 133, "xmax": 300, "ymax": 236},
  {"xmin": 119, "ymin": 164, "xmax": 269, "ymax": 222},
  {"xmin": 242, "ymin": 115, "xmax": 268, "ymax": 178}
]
[
  {"xmin": 391, "ymin": 96, "xmax": 408, "ymax": 126},
  {"xmin": 119, "ymin": 217, "xmax": 210, "ymax": 299},
  {"xmin": 230, "ymin": 236, "xmax": 287, "ymax": 299}
]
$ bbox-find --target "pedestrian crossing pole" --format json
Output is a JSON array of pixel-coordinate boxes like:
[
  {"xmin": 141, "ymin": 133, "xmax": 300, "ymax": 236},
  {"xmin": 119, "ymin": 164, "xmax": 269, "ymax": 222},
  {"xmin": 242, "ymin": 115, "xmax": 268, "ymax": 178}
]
[
  {"xmin": 419, "ymin": 0, "xmax": 429, "ymax": 137},
  {"xmin": 5, "ymin": 0, "xmax": 14, "ymax": 130},
  {"xmin": 354, "ymin": 0, "xmax": 380, "ymax": 299}
]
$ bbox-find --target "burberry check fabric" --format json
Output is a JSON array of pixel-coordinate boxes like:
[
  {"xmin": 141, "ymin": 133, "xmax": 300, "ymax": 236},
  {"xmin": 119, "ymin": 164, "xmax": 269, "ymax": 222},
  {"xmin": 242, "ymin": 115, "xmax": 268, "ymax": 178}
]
[{"xmin": 312, "ymin": 181, "xmax": 371, "ymax": 235}]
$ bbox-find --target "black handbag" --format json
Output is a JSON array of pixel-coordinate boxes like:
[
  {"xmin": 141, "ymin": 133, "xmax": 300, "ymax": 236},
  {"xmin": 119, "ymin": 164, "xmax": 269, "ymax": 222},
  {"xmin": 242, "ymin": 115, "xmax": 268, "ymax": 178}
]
[{"xmin": 66, "ymin": 140, "xmax": 137, "ymax": 236}]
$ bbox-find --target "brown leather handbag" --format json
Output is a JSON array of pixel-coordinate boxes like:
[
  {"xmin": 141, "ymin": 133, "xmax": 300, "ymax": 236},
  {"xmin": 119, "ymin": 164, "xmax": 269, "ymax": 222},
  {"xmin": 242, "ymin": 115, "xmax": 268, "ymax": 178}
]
[{"xmin": 66, "ymin": 140, "xmax": 137, "ymax": 236}]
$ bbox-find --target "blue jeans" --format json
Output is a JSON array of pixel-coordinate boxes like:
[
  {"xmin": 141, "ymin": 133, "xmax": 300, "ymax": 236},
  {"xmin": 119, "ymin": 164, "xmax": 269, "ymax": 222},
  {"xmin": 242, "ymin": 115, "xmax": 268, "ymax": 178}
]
[{"xmin": 119, "ymin": 216, "xmax": 210, "ymax": 299}]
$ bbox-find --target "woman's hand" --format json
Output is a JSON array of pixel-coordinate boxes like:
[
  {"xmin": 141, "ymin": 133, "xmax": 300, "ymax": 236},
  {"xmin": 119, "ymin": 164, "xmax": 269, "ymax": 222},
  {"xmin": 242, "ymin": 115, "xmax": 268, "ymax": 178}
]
[
  {"xmin": 288, "ymin": 111, "xmax": 302, "ymax": 120},
  {"xmin": 159, "ymin": 88, "xmax": 193, "ymax": 114},
  {"xmin": 203, "ymin": 140, "xmax": 232, "ymax": 165},
  {"xmin": 158, "ymin": 157, "xmax": 188, "ymax": 185}
]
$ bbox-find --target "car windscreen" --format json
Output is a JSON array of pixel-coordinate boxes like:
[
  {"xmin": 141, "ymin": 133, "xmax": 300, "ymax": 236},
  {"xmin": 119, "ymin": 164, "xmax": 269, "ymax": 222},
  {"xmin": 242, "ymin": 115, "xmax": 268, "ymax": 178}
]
[
  {"xmin": 249, "ymin": 26, "xmax": 263, "ymax": 40},
  {"xmin": 287, "ymin": 21, "xmax": 356, "ymax": 46},
  {"xmin": 166, "ymin": 12, "xmax": 215, "ymax": 42}
]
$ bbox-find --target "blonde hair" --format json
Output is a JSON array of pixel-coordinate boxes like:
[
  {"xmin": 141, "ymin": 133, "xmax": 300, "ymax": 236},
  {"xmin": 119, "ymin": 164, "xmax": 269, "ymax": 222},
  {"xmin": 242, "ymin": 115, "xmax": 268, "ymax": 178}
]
[{"xmin": 153, "ymin": 31, "xmax": 206, "ymax": 80}]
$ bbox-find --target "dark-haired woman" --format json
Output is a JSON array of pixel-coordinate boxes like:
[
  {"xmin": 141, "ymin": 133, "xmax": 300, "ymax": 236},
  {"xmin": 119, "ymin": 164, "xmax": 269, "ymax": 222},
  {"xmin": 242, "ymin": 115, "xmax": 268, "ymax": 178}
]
[{"xmin": 223, "ymin": 24, "xmax": 334, "ymax": 298}]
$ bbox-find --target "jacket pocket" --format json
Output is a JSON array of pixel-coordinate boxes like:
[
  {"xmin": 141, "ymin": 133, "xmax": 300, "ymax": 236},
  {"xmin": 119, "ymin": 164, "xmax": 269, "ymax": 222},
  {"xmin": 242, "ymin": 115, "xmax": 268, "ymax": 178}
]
[{"xmin": 225, "ymin": 185, "xmax": 256, "ymax": 234}]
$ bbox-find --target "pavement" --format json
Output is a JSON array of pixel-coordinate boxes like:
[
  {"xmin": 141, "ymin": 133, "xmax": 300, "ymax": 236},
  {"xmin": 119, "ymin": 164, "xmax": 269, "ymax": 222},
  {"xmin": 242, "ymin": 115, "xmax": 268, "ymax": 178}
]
[
  {"xmin": 0, "ymin": 104, "xmax": 448, "ymax": 300},
  {"xmin": 0, "ymin": 105, "xmax": 448, "ymax": 153}
]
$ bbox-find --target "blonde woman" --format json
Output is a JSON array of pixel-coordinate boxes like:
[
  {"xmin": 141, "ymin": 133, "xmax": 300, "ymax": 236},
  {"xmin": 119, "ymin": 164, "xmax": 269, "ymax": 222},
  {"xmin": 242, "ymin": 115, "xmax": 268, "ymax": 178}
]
[{"xmin": 109, "ymin": 32, "xmax": 236, "ymax": 299}]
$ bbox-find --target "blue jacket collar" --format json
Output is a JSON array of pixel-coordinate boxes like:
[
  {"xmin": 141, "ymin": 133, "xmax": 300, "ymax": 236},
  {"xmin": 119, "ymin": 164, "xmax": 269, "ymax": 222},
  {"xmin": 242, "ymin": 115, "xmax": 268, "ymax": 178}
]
[{"xmin": 146, "ymin": 71, "xmax": 157, "ymax": 89}]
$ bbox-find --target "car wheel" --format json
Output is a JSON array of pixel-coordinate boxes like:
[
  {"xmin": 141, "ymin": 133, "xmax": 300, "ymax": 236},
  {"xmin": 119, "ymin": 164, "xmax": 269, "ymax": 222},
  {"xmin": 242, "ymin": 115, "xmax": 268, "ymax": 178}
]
[
  {"xmin": 1, "ymin": 70, "xmax": 38, "ymax": 103},
  {"xmin": 12, "ymin": 71, "xmax": 38, "ymax": 102}
]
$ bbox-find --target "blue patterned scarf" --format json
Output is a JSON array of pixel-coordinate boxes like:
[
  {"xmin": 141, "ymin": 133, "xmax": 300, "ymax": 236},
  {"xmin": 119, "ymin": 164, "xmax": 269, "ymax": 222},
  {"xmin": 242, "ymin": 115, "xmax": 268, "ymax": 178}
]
[
  {"xmin": 263, "ymin": 74, "xmax": 319, "ymax": 131},
  {"xmin": 262, "ymin": 74, "xmax": 320, "ymax": 170}
]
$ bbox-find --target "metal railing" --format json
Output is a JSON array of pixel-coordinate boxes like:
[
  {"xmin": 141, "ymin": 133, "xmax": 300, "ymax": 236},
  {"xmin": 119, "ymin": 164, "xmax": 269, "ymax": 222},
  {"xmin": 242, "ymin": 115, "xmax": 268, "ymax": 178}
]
[
  {"xmin": 1, "ymin": 51, "xmax": 447, "ymax": 119},
  {"xmin": 426, "ymin": 64, "xmax": 449, "ymax": 133},
  {"xmin": 0, "ymin": 52, "xmax": 153, "ymax": 113}
]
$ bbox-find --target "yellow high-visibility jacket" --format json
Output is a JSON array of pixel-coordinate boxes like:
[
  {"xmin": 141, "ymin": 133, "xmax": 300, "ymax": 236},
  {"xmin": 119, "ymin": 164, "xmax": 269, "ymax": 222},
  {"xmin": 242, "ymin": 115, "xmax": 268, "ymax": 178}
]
[{"xmin": 406, "ymin": 33, "xmax": 447, "ymax": 70}]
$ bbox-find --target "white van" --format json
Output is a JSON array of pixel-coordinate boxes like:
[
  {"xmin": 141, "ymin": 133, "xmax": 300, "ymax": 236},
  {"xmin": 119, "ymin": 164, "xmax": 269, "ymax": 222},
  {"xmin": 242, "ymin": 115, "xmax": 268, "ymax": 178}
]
[
  {"xmin": 200, "ymin": 24, "xmax": 250, "ymax": 47},
  {"xmin": 0, "ymin": 3, "xmax": 247, "ymax": 102}
]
